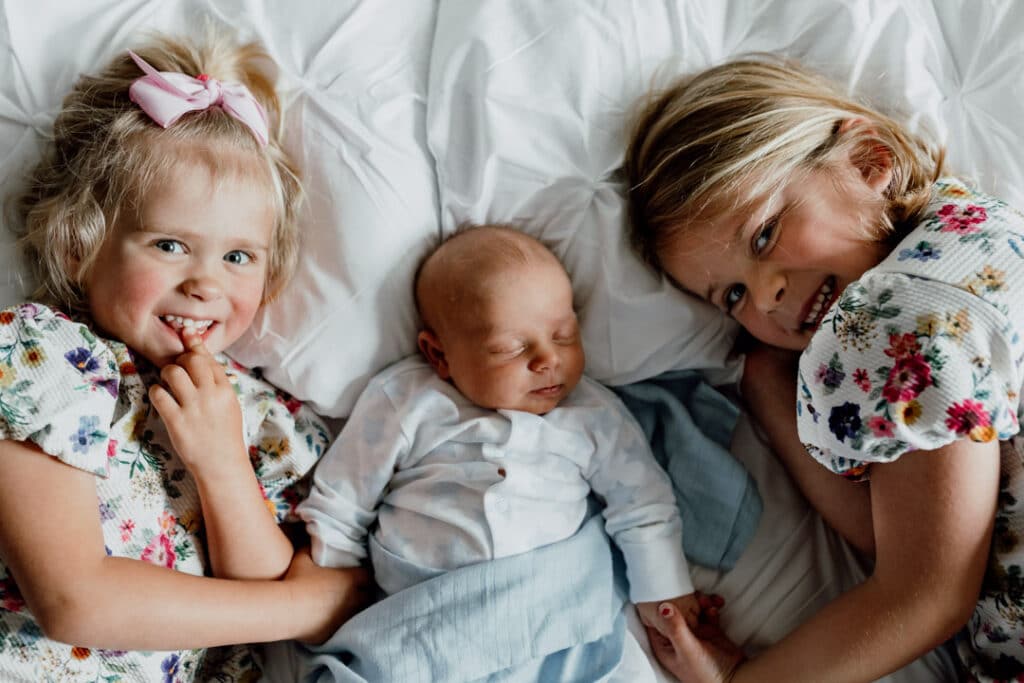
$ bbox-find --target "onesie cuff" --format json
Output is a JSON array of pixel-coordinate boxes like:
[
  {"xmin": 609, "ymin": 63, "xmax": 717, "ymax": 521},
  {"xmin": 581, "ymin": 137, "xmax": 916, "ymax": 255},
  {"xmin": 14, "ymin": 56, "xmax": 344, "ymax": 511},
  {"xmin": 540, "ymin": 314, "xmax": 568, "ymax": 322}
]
[{"xmin": 619, "ymin": 537, "xmax": 694, "ymax": 603}]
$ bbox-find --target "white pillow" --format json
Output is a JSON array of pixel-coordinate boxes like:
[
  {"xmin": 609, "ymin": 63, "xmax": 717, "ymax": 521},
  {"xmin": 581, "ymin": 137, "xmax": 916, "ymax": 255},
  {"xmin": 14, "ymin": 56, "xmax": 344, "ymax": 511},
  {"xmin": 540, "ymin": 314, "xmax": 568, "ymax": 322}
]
[
  {"xmin": 427, "ymin": 0, "xmax": 1024, "ymax": 386},
  {"xmin": 0, "ymin": 0, "xmax": 441, "ymax": 418}
]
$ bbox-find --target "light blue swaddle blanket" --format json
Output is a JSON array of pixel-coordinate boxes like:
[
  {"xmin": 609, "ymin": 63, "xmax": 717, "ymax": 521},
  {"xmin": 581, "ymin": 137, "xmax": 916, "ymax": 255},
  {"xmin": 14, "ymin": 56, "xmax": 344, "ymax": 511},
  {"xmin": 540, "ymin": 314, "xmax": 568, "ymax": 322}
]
[
  {"xmin": 612, "ymin": 369, "xmax": 762, "ymax": 570},
  {"xmin": 259, "ymin": 514, "xmax": 629, "ymax": 683}
]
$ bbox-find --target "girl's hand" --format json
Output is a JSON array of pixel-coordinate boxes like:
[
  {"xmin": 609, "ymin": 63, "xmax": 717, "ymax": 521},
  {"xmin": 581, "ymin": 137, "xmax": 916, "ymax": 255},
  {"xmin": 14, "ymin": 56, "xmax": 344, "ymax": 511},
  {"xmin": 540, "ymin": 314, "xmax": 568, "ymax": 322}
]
[
  {"xmin": 637, "ymin": 591, "xmax": 703, "ymax": 631},
  {"xmin": 149, "ymin": 331, "xmax": 247, "ymax": 478},
  {"xmin": 645, "ymin": 601, "xmax": 745, "ymax": 683},
  {"xmin": 284, "ymin": 547, "xmax": 376, "ymax": 645}
]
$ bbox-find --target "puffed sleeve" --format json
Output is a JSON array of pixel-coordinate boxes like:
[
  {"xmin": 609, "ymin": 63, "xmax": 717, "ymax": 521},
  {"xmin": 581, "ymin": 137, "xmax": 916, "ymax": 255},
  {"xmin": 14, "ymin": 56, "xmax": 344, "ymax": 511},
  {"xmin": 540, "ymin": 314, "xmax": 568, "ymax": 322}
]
[
  {"xmin": 796, "ymin": 272, "xmax": 1022, "ymax": 479},
  {"xmin": 0, "ymin": 303, "xmax": 120, "ymax": 477},
  {"xmin": 231, "ymin": 364, "xmax": 332, "ymax": 523}
]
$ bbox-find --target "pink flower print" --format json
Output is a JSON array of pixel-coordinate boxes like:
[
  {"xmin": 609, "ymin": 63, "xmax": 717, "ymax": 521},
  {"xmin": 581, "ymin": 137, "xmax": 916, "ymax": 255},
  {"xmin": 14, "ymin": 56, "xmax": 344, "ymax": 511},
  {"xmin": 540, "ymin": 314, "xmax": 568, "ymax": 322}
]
[
  {"xmin": 140, "ymin": 533, "xmax": 177, "ymax": 568},
  {"xmin": 882, "ymin": 355, "xmax": 933, "ymax": 403},
  {"xmin": 120, "ymin": 519, "xmax": 135, "ymax": 543},
  {"xmin": 868, "ymin": 416, "xmax": 895, "ymax": 438},
  {"xmin": 1, "ymin": 577, "xmax": 26, "ymax": 612},
  {"xmin": 158, "ymin": 511, "xmax": 177, "ymax": 535},
  {"xmin": 945, "ymin": 400, "xmax": 994, "ymax": 441},
  {"xmin": 278, "ymin": 394, "xmax": 304, "ymax": 416},
  {"xmin": 884, "ymin": 333, "xmax": 921, "ymax": 360},
  {"xmin": 107, "ymin": 439, "xmax": 119, "ymax": 459},
  {"xmin": 937, "ymin": 203, "xmax": 986, "ymax": 234},
  {"xmin": 853, "ymin": 368, "xmax": 871, "ymax": 392}
]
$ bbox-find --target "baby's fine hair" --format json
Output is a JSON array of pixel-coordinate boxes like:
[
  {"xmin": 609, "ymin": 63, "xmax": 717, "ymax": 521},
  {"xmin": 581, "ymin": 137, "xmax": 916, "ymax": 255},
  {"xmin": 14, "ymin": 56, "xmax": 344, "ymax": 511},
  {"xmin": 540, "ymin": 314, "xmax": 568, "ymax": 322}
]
[
  {"xmin": 413, "ymin": 223, "xmax": 561, "ymax": 331},
  {"xmin": 16, "ymin": 31, "xmax": 303, "ymax": 311},
  {"xmin": 625, "ymin": 54, "xmax": 945, "ymax": 272}
]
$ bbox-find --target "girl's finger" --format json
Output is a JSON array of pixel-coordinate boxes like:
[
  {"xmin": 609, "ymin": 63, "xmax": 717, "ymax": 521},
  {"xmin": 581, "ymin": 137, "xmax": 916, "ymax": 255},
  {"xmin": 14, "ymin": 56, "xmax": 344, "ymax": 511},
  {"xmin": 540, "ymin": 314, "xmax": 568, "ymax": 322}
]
[
  {"xmin": 159, "ymin": 363, "xmax": 197, "ymax": 399},
  {"xmin": 148, "ymin": 383, "xmax": 180, "ymax": 413},
  {"xmin": 180, "ymin": 328, "xmax": 211, "ymax": 355}
]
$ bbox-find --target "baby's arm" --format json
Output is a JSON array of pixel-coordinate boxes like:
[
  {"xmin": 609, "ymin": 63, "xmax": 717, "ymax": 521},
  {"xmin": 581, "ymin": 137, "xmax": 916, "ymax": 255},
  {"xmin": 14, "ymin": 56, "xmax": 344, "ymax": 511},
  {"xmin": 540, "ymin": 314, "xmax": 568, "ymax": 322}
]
[
  {"xmin": 0, "ymin": 437, "xmax": 372, "ymax": 649},
  {"xmin": 299, "ymin": 377, "xmax": 409, "ymax": 568},
  {"xmin": 150, "ymin": 335, "xmax": 293, "ymax": 580},
  {"xmin": 584, "ymin": 389, "xmax": 693, "ymax": 603}
]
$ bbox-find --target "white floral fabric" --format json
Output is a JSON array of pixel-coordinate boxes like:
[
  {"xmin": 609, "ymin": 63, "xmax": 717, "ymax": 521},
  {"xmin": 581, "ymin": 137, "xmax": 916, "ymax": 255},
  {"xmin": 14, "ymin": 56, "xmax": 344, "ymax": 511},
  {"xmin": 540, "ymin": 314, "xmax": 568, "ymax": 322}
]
[
  {"xmin": 0, "ymin": 303, "xmax": 329, "ymax": 683},
  {"xmin": 796, "ymin": 178, "xmax": 1024, "ymax": 681}
]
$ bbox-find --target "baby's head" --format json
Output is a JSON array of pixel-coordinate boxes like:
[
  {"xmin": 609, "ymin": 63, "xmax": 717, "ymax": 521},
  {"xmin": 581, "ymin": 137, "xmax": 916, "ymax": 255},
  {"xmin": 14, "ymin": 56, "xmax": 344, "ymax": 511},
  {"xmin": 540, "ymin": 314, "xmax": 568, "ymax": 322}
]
[
  {"xmin": 415, "ymin": 225, "xmax": 584, "ymax": 415},
  {"xmin": 16, "ymin": 33, "xmax": 302, "ymax": 366},
  {"xmin": 625, "ymin": 55, "xmax": 943, "ymax": 350}
]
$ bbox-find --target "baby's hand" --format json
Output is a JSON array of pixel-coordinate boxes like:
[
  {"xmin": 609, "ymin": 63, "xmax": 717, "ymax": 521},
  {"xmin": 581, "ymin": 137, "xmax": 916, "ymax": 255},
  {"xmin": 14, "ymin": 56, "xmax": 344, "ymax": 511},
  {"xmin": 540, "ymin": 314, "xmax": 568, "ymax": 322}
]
[
  {"xmin": 285, "ymin": 548, "xmax": 376, "ymax": 645},
  {"xmin": 148, "ymin": 331, "xmax": 246, "ymax": 478}
]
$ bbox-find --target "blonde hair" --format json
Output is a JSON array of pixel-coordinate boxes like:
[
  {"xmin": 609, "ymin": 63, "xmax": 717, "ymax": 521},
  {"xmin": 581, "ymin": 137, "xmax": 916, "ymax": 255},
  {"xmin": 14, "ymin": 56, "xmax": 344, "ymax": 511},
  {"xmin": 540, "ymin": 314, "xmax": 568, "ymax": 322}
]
[
  {"xmin": 625, "ymin": 55, "xmax": 944, "ymax": 273},
  {"xmin": 15, "ymin": 31, "xmax": 303, "ymax": 312}
]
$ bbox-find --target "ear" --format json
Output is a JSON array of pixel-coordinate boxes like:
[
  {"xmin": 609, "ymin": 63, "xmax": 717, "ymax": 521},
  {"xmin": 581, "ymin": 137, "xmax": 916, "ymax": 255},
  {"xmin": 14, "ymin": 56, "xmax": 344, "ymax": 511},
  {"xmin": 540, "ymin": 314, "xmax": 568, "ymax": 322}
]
[
  {"xmin": 417, "ymin": 329, "xmax": 451, "ymax": 379},
  {"xmin": 838, "ymin": 118, "xmax": 893, "ymax": 194}
]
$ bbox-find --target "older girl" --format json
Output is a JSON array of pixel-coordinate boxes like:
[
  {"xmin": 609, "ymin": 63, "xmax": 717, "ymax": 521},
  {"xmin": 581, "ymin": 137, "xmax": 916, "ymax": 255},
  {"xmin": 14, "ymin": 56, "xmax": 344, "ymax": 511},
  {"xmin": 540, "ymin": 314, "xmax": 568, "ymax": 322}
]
[{"xmin": 626, "ymin": 55, "xmax": 1021, "ymax": 682}]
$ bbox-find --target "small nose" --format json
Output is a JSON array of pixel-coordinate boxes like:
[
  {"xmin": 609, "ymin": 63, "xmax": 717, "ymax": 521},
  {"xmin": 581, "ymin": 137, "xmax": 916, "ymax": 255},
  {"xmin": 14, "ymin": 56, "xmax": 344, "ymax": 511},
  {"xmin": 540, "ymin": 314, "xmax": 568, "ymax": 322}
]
[
  {"xmin": 528, "ymin": 344, "xmax": 561, "ymax": 373},
  {"xmin": 752, "ymin": 269, "xmax": 786, "ymax": 313},
  {"xmin": 181, "ymin": 267, "xmax": 224, "ymax": 302}
]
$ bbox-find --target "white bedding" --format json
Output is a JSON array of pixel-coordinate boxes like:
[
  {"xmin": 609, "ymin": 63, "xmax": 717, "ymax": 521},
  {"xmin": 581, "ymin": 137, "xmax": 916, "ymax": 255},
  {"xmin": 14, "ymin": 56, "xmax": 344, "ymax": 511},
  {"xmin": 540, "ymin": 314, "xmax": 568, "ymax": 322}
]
[{"xmin": 4, "ymin": 1, "xmax": 1023, "ymax": 680}]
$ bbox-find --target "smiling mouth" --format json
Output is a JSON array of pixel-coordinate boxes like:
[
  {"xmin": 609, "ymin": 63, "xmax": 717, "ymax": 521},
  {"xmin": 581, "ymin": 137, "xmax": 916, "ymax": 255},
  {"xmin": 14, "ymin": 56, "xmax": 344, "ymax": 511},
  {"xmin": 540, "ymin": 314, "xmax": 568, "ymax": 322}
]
[
  {"xmin": 161, "ymin": 315, "xmax": 215, "ymax": 337},
  {"xmin": 801, "ymin": 276, "xmax": 837, "ymax": 331}
]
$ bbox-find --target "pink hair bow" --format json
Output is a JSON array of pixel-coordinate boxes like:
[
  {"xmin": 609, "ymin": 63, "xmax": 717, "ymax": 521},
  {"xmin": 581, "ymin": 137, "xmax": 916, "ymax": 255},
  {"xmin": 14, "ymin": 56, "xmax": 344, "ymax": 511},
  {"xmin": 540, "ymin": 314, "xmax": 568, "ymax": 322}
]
[{"xmin": 127, "ymin": 50, "xmax": 269, "ymax": 146}]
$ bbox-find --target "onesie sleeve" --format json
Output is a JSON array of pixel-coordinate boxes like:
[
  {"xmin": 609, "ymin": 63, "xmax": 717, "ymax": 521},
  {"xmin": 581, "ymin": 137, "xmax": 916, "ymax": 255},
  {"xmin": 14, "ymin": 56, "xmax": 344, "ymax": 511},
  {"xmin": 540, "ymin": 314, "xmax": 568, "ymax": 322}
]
[
  {"xmin": 297, "ymin": 372, "xmax": 410, "ymax": 568},
  {"xmin": 0, "ymin": 303, "xmax": 120, "ymax": 477},
  {"xmin": 796, "ymin": 272, "xmax": 1022, "ymax": 479},
  {"xmin": 582, "ymin": 381, "xmax": 694, "ymax": 603},
  {"xmin": 233, "ymin": 366, "xmax": 332, "ymax": 524}
]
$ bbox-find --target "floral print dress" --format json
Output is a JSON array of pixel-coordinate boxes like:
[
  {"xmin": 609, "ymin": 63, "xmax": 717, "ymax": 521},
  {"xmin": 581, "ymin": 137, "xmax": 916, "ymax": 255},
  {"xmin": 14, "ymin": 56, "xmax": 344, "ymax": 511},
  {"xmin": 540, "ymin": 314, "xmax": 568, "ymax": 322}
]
[
  {"xmin": 796, "ymin": 178, "xmax": 1024, "ymax": 681},
  {"xmin": 0, "ymin": 303, "xmax": 330, "ymax": 683}
]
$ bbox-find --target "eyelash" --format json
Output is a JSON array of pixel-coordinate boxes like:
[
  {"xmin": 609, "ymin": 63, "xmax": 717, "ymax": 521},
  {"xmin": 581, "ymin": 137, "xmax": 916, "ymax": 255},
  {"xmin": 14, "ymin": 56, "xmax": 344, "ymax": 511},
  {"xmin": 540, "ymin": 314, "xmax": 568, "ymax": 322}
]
[{"xmin": 723, "ymin": 215, "xmax": 779, "ymax": 312}]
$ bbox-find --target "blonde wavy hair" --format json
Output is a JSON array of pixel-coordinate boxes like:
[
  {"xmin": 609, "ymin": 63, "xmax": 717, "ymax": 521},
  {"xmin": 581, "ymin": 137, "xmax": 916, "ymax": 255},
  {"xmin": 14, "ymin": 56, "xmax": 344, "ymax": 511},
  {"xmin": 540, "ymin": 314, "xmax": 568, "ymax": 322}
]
[
  {"xmin": 624, "ymin": 55, "xmax": 944, "ymax": 273},
  {"xmin": 15, "ymin": 31, "xmax": 303, "ymax": 312}
]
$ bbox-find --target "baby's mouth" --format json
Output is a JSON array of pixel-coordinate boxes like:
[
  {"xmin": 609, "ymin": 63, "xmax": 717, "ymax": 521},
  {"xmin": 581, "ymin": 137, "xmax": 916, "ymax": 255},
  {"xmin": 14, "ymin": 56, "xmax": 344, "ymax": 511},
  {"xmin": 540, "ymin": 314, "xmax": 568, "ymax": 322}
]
[{"xmin": 801, "ymin": 277, "xmax": 837, "ymax": 331}]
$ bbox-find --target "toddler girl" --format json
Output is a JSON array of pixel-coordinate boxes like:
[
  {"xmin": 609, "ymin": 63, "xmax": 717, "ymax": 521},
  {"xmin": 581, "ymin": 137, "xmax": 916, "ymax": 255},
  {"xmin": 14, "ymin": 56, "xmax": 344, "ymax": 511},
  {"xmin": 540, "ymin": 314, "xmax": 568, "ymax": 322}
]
[
  {"xmin": 0, "ymin": 33, "xmax": 369, "ymax": 682},
  {"xmin": 625, "ymin": 55, "xmax": 1021, "ymax": 682}
]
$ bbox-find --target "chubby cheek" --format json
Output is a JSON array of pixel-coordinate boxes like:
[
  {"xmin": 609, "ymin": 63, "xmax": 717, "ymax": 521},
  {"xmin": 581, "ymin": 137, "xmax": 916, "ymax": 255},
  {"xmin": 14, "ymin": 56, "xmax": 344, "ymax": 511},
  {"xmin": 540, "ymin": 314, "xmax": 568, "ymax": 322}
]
[
  {"xmin": 90, "ymin": 267, "xmax": 167, "ymax": 331},
  {"xmin": 221, "ymin": 284, "xmax": 265, "ymax": 346}
]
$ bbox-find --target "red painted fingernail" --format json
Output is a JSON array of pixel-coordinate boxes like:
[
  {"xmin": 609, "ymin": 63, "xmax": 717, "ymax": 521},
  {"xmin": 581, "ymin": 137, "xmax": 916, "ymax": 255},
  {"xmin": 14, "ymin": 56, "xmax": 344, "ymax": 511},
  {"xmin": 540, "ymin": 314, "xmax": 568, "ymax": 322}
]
[{"xmin": 660, "ymin": 604, "xmax": 673, "ymax": 617}]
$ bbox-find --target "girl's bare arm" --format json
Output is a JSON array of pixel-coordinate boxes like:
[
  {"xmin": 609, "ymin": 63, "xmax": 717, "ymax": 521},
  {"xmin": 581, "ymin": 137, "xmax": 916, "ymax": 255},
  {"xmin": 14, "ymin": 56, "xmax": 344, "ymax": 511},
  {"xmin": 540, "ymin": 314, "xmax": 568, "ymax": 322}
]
[
  {"xmin": 0, "ymin": 438, "xmax": 372, "ymax": 650},
  {"xmin": 652, "ymin": 436, "xmax": 998, "ymax": 683}
]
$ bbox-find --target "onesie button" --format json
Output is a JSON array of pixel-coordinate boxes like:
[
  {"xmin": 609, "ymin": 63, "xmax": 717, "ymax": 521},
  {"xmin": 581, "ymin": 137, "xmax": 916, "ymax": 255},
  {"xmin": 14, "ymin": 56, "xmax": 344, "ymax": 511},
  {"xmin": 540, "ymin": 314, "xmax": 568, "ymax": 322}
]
[{"xmin": 497, "ymin": 467, "xmax": 506, "ymax": 477}]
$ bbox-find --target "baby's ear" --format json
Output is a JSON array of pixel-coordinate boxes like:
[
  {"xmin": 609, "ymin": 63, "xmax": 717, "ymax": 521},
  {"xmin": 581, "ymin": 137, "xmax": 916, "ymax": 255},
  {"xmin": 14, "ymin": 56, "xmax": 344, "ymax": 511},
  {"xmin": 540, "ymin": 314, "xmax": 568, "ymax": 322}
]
[
  {"xmin": 839, "ymin": 118, "xmax": 893, "ymax": 194},
  {"xmin": 417, "ymin": 329, "xmax": 450, "ymax": 379}
]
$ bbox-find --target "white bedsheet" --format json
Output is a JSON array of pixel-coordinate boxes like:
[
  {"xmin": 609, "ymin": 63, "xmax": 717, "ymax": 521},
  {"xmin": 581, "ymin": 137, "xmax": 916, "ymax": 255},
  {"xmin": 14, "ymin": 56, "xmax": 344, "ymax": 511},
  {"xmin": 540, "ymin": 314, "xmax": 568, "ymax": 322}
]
[{"xmin": 3, "ymin": 1, "xmax": 1021, "ymax": 680}]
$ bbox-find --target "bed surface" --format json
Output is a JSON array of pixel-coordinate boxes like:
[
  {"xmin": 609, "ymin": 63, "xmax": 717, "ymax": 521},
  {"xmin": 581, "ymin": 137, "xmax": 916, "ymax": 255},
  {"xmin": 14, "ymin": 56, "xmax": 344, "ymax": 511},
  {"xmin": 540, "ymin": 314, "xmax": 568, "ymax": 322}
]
[{"xmin": 3, "ymin": 2, "xmax": 1022, "ymax": 680}]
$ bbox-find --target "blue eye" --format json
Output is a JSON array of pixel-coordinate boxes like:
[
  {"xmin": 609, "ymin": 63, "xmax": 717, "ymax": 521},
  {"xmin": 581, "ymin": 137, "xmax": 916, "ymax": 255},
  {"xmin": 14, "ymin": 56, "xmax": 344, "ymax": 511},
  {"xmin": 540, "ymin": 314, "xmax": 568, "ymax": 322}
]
[
  {"xmin": 154, "ymin": 240, "xmax": 185, "ymax": 254},
  {"xmin": 753, "ymin": 217, "xmax": 777, "ymax": 254},
  {"xmin": 724, "ymin": 284, "xmax": 746, "ymax": 311},
  {"xmin": 224, "ymin": 250, "xmax": 253, "ymax": 265}
]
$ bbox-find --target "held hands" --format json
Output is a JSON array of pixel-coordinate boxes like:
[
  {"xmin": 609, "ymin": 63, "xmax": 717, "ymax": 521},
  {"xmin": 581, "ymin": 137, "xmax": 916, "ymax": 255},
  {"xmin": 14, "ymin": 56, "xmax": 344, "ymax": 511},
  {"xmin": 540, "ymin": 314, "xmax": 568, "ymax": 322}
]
[
  {"xmin": 639, "ymin": 592, "xmax": 746, "ymax": 683},
  {"xmin": 148, "ymin": 330, "xmax": 247, "ymax": 478},
  {"xmin": 285, "ymin": 548, "xmax": 376, "ymax": 645}
]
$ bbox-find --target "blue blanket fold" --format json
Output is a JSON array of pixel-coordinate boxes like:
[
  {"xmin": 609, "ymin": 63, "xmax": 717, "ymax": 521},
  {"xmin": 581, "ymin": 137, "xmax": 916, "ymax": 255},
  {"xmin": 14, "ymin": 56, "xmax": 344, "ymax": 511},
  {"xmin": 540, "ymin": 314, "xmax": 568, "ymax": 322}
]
[
  {"xmin": 612, "ymin": 370, "xmax": 761, "ymax": 570},
  {"xmin": 259, "ymin": 515, "xmax": 628, "ymax": 683}
]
